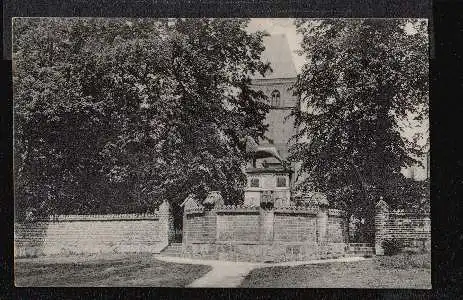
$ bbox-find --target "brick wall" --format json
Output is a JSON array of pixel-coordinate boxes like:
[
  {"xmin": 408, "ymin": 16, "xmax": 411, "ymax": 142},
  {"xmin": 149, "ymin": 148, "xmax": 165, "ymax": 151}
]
[
  {"xmin": 16, "ymin": 197, "xmax": 353, "ymax": 262},
  {"xmin": 216, "ymin": 211, "xmax": 260, "ymax": 241},
  {"xmin": 274, "ymin": 213, "xmax": 317, "ymax": 242},
  {"xmin": 386, "ymin": 212, "xmax": 431, "ymax": 251},
  {"xmin": 327, "ymin": 217, "xmax": 344, "ymax": 242},
  {"xmin": 182, "ymin": 201, "xmax": 349, "ymax": 262},
  {"xmin": 375, "ymin": 199, "xmax": 431, "ymax": 254},
  {"xmin": 183, "ymin": 209, "xmax": 217, "ymax": 243},
  {"xmin": 182, "ymin": 241, "xmax": 348, "ymax": 263},
  {"xmin": 14, "ymin": 212, "xmax": 168, "ymax": 258},
  {"xmin": 183, "ymin": 213, "xmax": 207, "ymax": 243},
  {"xmin": 327, "ymin": 209, "xmax": 348, "ymax": 243}
]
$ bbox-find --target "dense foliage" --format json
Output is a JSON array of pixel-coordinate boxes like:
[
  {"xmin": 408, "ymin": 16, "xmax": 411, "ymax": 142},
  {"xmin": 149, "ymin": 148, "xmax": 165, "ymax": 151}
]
[
  {"xmin": 290, "ymin": 19, "xmax": 429, "ymax": 237},
  {"xmin": 14, "ymin": 18, "xmax": 270, "ymax": 220},
  {"xmin": 382, "ymin": 239, "xmax": 405, "ymax": 256}
]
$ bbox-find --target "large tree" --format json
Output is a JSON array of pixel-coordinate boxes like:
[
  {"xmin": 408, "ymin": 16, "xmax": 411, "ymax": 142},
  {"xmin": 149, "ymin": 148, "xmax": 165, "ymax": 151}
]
[
  {"xmin": 290, "ymin": 19, "xmax": 428, "ymax": 236},
  {"xmin": 13, "ymin": 18, "xmax": 269, "ymax": 220}
]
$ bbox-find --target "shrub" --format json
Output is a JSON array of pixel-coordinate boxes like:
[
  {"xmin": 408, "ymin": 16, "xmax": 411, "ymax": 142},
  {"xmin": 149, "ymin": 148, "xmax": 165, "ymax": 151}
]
[
  {"xmin": 382, "ymin": 239, "xmax": 404, "ymax": 256},
  {"xmin": 378, "ymin": 253, "xmax": 431, "ymax": 269}
]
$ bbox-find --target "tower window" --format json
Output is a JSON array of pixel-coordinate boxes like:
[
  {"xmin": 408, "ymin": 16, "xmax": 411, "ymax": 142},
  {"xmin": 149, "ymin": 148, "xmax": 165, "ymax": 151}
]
[
  {"xmin": 271, "ymin": 90, "xmax": 281, "ymax": 107},
  {"xmin": 276, "ymin": 176, "xmax": 287, "ymax": 187},
  {"xmin": 249, "ymin": 178, "xmax": 260, "ymax": 188}
]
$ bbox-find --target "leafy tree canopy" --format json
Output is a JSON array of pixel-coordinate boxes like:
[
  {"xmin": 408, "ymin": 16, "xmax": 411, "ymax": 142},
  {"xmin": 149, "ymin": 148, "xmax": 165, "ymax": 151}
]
[
  {"xmin": 290, "ymin": 19, "xmax": 429, "ymax": 225},
  {"xmin": 14, "ymin": 18, "xmax": 270, "ymax": 220}
]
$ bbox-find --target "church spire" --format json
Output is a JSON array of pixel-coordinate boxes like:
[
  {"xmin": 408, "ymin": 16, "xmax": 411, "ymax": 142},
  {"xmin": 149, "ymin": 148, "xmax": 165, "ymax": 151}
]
[{"xmin": 252, "ymin": 34, "xmax": 297, "ymax": 80}]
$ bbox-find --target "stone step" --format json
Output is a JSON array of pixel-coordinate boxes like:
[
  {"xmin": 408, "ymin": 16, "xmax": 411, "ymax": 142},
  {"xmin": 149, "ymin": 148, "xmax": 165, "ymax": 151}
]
[
  {"xmin": 346, "ymin": 248, "xmax": 374, "ymax": 251},
  {"xmin": 161, "ymin": 253, "xmax": 183, "ymax": 256},
  {"xmin": 347, "ymin": 248, "xmax": 373, "ymax": 250},
  {"xmin": 160, "ymin": 243, "xmax": 185, "ymax": 256},
  {"xmin": 347, "ymin": 248, "xmax": 374, "ymax": 250},
  {"xmin": 347, "ymin": 247, "xmax": 374, "ymax": 250},
  {"xmin": 189, "ymin": 255, "xmax": 217, "ymax": 260},
  {"xmin": 163, "ymin": 249, "xmax": 183, "ymax": 253},
  {"xmin": 346, "ymin": 252, "xmax": 374, "ymax": 256},
  {"xmin": 162, "ymin": 253, "xmax": 183, "ymax": 257},
  {"xmin": 346, "ymin": 248, "xmax": 375, "ymax": 252}
]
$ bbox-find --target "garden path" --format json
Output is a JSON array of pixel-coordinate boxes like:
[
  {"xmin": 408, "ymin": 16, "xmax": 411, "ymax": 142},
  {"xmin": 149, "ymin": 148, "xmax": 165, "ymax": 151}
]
[{"xmin": 155, "ymin": 255, "xmax": 368, "ymax": 287}]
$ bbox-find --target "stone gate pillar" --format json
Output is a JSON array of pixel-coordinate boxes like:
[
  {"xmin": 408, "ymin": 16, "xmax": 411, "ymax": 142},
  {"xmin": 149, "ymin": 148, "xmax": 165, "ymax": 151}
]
[
  {"xmin": 317, "ymin": 206, "xmax": 328, "ymax": 244},
  {"xmin": 159, "ymin": 200, "xmax": 174, "ymax": 247},
  {"xmin": 341, "ymin": 213, "xmax": 349, "ymax": 243},
  {"xmin": 259, "ymin": 191, "xmax": 275, "ymax": 242},
  {"xmin": 374, "ymin": 197, "xmax": 389, "ymax": 255},
  {"xmin": 181, "ymin": 194, "xmax": 204, "ymax": 246},
  {"xmin": 315, "ymin": 193, "xmax": 329, "ymax": 244},
  {"xmin": 203, "ymin": 191, "xmax": 220, "ymax": 242},
  {"xmin": 259, "ymin": 209, "xmax": 275, "ymax": 242}
]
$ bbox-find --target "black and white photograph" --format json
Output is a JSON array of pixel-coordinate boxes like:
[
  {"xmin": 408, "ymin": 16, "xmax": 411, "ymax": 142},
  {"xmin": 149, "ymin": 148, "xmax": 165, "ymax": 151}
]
[{"xmin": 13, "ymin": 17, "xmax": 430, "ymax": 288}]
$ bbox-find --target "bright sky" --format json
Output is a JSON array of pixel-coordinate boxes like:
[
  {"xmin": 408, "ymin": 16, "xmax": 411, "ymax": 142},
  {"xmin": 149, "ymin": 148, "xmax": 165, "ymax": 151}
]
[
  {"xmin": 247, "ymin": 18, "xmax": 305, "ymax": 72},
  {"xmin": 246, "ymin": 18, "xmax": 429, "ymax": 179},
  {"xmin": 246, "ymin": 18, "xmax": 422, "ymax": 72}
]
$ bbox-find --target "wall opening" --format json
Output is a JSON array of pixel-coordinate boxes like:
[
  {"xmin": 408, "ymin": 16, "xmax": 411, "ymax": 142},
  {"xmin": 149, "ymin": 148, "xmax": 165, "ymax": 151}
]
[
  {"xmin": 172, "ymin": 202, "xmax": 183, "ymax": 243},
  {"xmin": 271, "ymin": 90, "xmax": 281, "ymax": 107}
]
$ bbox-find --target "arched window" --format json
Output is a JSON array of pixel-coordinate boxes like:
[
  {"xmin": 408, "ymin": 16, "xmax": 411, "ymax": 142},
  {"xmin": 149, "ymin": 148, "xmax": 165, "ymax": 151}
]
[
  {"xmin": 249, "ymin": 177, "xmax": 260, "ymax": 188},
  {"xmin": 276, "ymin": 176, "xmax": 287, "ymax": 187},
  {"xmin": 271, "ymin": 90, "xmax": 281, "ymax": 107}
]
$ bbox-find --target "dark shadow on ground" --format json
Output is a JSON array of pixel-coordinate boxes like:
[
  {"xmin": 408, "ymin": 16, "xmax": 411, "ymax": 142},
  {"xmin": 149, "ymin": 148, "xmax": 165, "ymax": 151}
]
[
  {"xmin": 15, "ymin": 253, "xmax": 212, "ymax": 287},
  {"xmin": 240, "ymin": 252, "xmax": 431, "ymax": 288}
]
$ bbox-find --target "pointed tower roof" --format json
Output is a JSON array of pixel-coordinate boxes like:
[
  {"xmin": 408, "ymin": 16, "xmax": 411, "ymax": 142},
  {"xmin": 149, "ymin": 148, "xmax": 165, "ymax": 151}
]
[{"xmin": 253, "ymin": 34, "xmax": 297, "ymax": 80}]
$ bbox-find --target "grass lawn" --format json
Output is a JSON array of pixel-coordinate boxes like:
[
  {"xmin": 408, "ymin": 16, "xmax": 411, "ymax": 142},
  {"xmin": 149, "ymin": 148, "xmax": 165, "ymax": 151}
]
[
  {"xmin": 15, "ymin": 253, "xmax": 212, "ymax": 287},
  {"xmin": 240, "ymin": 253, "xmax": 431, "ymax": 289}
]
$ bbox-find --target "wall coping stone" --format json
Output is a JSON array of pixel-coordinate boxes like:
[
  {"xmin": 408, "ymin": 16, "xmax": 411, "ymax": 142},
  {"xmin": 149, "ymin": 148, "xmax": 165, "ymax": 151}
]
[
  {"xmin": 274, "ymin": 206, "xmax": 319, "ymax": 215},
  {"xmin": 216, "ymin": 241, "xmax": 271, "ymax": 245},
  {"xmin": 389, "ymin": 210, "xmax": 430, "ymax": 217},
  {"xmin": 190, "ymin": 241, "xmax": 322, "ymax": 246},
  {"xmin": 215, "ymin": 205, "xmax": 260, "ymax": 214},
  {"xmin": 376, "ymin": 198, "xmax": 389, "ymax": 211},
  {"xmin": 46, "ymin": 213, "xmax": 159, "ymax": 222},
  {"xmin": 184, "ymin": 208, "xmax": 205, "ymax": 215},
  {"xmin": 328, "ymin": 208, "xmax": 346, "ymax": 217}
]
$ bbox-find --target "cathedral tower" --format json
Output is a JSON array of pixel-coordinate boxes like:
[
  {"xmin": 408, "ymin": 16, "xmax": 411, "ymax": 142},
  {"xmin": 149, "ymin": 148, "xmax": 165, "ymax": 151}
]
[
  {"xmin": 244, "ymin": 34, "xmax": 299, "ymax": 207},
  {"xmin": 251, "ymin": 34, "xmax": 298, "ymax": 160}
]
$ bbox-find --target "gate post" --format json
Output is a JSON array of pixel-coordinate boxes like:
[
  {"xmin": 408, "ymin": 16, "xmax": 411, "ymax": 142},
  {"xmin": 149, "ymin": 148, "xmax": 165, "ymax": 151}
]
[
  {"xmin": 375, "ymin": 197, "xmax": 389, "ymax": 255},
  {"xmin": 203, "ymin": 191, "xmax": 220, "ymax": 243},
  {"xmin": 259, "ymin": 191, "xmax": 275, "ymax": 242},
  {"xmin": 316, "ymin": 194, "xmax": 329, "ymax": 244},
  {"xmin": 159, "ymin": 200, "xmax": 174, "ymax": 247},
  {"xmin": 317, "ymin": 206, "xmax": 328, "ymax": 244}
]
